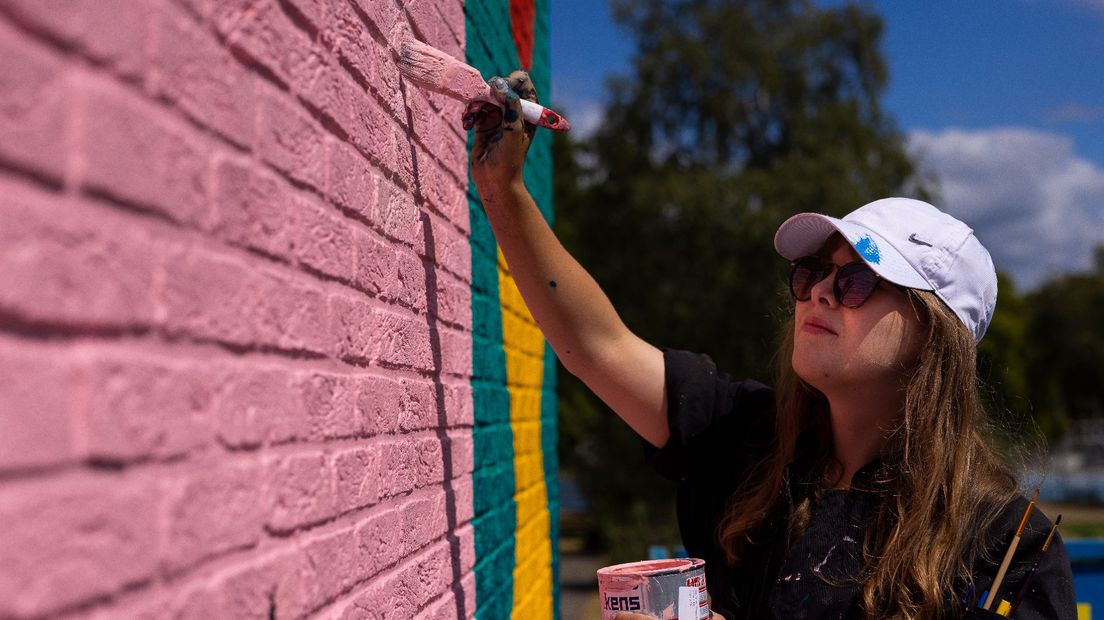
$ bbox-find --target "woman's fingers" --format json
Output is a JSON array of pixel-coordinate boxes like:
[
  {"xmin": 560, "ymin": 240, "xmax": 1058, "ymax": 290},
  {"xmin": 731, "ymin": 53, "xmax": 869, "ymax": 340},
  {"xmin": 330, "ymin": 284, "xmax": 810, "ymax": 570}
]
[
  {"xmin": 465, "ymin": 76, "xmax": 509, "ymax": 165},
  {"xmin": 462, "ymin": 100, "xmax": 500, "ymax": 133},
  {"xmin": 488, "ymin": 77, "xmax": 525, "ymax": 134},
  {"xmin": 468, "ymin": 77, "xmax": 523, "ymax": 166},
  {"xmin": 507, "ymin": 70, "xmax": 538, "ymax": 103},
  {"xmin": 463, "ymin": 73, "xmax": 532, "ymax": 193},
  {"xmin": 464, "ymin": 70, "xmax": 535, "ymax": 197},
  {"xmin": 506, "ymin": 70, "xmax": 538, "ymax": 139}
]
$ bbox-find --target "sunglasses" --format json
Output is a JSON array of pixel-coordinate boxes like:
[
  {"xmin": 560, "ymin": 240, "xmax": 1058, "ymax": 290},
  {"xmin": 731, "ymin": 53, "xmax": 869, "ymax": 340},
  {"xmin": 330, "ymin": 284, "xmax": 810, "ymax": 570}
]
[{"xmin": 788, "ymin": 256, "xmax": 890, "ymax": 308}]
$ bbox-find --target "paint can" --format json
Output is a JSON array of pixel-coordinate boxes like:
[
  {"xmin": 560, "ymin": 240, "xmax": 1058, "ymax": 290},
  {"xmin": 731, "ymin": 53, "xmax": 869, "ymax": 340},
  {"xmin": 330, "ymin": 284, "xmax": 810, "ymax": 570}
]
[{"xmin": 597, "ymin": 558, "xmax": 709, "ymax": 619}]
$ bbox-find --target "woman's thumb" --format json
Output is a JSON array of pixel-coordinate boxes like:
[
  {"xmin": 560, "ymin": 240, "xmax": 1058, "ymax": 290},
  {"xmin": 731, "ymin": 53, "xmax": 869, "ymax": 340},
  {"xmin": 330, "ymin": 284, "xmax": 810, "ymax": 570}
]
[{"xmin": 488, "ymin": 76, "xmax": 524, "ymax": 133}]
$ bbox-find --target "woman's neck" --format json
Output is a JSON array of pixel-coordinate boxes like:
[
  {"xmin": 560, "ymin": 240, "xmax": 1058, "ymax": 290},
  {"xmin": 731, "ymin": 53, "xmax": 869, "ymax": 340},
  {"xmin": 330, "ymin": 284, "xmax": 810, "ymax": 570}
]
[{"xmin": 824, "ymin": 387, "xmax": 903, "ymax": 489}]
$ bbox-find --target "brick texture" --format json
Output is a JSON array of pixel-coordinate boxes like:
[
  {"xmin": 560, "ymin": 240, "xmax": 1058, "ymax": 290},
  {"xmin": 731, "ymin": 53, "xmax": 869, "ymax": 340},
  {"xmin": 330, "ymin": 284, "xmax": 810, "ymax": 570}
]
[{"xmin": 0, "ymin": 0, "xmax": 495, "ymax": 618}]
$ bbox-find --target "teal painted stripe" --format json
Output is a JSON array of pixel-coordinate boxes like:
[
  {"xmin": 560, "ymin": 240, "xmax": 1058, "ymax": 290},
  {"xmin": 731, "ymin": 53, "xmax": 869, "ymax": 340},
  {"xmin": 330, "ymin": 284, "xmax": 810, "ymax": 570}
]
[
  {"xmin": 468, "ymin": 175, "xmax": 515, "ymax": 620},
  {"xmin": 467, "ymin": 1, "xmax": 521, "ymax": 618},
  {"xmin": 542, "ymin": 342, "xmax": 560, "ymax": 620}
]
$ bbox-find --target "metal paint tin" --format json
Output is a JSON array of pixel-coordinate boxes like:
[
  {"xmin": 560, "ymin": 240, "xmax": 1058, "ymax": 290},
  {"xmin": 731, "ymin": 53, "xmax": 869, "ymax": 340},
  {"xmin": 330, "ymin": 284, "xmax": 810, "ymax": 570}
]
[{"xmin": 597, "ymin": 558, "xmax": 709, "ymax": 619}]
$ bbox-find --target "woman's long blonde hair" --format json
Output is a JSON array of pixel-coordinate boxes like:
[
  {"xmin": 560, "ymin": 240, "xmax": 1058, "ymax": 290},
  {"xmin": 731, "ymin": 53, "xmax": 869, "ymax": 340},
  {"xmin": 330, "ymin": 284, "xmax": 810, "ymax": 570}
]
[{"xmin": 717, "ymin": 289, "xmax": 1020, "ymax": 619}]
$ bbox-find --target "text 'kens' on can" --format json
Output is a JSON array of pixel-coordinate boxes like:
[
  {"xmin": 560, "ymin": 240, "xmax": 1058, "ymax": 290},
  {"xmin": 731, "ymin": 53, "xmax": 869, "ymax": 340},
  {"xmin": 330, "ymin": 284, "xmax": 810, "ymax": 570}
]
[{"xmin": 597, "ymin": 558, "xmax": 709, "ymax": 620}]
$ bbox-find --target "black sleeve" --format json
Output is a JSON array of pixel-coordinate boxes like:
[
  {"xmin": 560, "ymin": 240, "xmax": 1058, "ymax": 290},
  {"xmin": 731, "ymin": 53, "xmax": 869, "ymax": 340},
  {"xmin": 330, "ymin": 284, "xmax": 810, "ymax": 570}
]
[
  {"xmin": 642, "ymin": 348, "xmax": 776, "ymax": 482},
  {"xmin": 970, "ymin": 500, "xmax": 1077, "ymax": 620}
]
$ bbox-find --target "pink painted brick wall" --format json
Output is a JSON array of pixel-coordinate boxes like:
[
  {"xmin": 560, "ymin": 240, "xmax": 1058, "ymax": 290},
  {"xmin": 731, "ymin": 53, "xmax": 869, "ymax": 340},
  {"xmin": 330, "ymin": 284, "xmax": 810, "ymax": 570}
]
[{"xmin": 0, "ymin": 0, "xmax": 475, "ymax": 617}]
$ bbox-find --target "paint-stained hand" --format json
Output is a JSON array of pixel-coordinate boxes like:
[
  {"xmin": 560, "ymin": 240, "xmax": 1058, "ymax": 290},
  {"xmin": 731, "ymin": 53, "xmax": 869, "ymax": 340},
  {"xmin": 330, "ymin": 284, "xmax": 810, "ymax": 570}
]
[{"xmin": 465, "ymin": 70, "xmax": 538, "ymax": 201}]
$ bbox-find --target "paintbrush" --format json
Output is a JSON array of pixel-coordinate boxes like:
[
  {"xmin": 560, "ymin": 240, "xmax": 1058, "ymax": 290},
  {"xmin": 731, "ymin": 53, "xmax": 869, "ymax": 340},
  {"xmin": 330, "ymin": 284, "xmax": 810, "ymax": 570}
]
[
  {"xmin": 1008, "ymin": 514, "xmax": 1062, "ymax": 616},
  {"xmin": 983, "ymin": 489, "xmax": 1039, "ymax": 610},
  {"xmin": 398, "ymin": 38, "xmax": 571, "ymax": 132}
]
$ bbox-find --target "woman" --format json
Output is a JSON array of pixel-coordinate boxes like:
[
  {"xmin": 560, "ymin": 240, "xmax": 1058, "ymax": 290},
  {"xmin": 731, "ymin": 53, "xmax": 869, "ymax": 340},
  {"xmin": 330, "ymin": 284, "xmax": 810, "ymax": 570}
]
[{"xmin": 464, "ymin": 74, "xmax": 1076, "ymax": 619}]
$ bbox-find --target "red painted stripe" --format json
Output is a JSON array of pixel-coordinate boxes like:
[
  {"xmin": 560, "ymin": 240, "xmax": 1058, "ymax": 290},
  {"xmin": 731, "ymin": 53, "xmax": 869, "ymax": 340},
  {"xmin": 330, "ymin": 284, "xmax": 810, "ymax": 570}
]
[{"xmin": 509, "ymin": 0, "xmax": 535, "ymax": 70}]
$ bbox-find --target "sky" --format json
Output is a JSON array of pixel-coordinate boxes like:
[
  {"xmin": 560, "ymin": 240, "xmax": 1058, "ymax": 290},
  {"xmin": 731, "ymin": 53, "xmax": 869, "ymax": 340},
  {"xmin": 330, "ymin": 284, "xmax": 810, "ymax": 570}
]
[{"xmin": 549, "ymin": 0, "xmax": 1104, "ymax": 291}]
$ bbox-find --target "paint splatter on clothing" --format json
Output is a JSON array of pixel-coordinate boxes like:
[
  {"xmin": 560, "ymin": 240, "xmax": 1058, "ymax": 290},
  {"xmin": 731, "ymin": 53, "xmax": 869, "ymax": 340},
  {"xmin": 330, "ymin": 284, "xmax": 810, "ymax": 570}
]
[{"xmin": 766, "ymin": 489, "xmax": 873, "ymax": 619}]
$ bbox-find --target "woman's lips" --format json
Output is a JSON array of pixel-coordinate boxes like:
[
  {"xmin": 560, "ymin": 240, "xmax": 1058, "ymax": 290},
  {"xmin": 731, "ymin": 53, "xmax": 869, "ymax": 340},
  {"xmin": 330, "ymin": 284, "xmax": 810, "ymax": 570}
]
[{"xmin": 802, "ymin": 316, "xmax": 838, "ymax": 335}]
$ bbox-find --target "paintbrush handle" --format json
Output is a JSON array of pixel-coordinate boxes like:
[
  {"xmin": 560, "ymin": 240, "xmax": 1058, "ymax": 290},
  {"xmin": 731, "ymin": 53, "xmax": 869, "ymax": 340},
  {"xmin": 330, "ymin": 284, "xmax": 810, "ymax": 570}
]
[
  {"xmin": 1009, "ymin": 560, "xmax": 1040, "ymax": 615},
  {"xmin": 518, "ymin": 98, "xmax": 571, "ymax": 132},
  {"xmin": 983, "ymin": 535, "xmax": 1021, "ymax": 609},
  {"xmin": 474, "ymin": 89, "xmax": 570, "ymax": 132}
]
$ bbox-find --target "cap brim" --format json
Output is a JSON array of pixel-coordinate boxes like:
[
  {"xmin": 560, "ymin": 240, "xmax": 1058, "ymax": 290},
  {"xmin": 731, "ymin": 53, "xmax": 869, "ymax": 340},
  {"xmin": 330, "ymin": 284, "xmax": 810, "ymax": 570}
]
[{"xmin": 774, "ymin": 213, "xmax": 933, "ymax": 290}]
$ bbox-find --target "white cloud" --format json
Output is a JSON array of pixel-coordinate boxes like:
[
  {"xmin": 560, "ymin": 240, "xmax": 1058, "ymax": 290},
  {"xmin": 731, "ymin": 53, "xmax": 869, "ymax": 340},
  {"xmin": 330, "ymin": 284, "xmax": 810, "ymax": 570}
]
[
  {"xmin": 548, "ymin": 72, "xmax": 606, "ymax": 139},
  {"xmin": 909, "ymin": 127, "xmax": 1104, "ymax": 290},
  {"xmin": 550, "ymin": 94, "xmax": 605, "ymax": 139}
]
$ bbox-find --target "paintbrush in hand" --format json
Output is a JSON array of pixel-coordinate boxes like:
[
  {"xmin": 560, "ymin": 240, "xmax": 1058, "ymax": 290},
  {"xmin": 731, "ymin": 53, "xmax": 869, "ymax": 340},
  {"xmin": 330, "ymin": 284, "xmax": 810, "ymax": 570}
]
[{"xmin": 398, "ymin": 38, "xmax": 570, "ymax": 132}]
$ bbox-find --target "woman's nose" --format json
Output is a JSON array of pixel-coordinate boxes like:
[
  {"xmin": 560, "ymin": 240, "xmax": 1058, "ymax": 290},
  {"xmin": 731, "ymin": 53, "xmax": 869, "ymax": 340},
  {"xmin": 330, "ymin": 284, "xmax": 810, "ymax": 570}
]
[{"xmin": 810, "ymin": 268, "xmax": 838, "ymax": 307}]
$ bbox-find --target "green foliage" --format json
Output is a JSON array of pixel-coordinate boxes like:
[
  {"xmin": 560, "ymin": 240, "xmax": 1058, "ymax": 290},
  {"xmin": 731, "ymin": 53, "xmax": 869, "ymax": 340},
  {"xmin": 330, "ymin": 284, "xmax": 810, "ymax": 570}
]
[
  {"xmin": 552, "ymin": 0, "xmax": 929, "ymax": 556},
  {"xmin": 974, "ymin": 272, "xmax": 1055, "ymax": 466},
  {"xmin": 1023, "ymin": 253, "xmax": 1104, "ymax": 434},
  {"xmin": 977, "ymin": 273, "xmax": 1031, "ymax": 424}
]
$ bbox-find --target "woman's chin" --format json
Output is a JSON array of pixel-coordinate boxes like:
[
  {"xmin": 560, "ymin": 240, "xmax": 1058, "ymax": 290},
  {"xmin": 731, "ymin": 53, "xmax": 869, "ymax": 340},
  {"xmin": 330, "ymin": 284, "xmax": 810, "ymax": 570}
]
[{"xmin": 792, "ymin": 357, "xmax": 836, "ymax": 391}]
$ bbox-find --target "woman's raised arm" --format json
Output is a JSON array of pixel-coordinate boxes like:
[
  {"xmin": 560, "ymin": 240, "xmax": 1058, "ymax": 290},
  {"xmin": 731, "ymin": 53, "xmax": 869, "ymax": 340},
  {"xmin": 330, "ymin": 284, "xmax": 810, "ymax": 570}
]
[{"xmin": 465, "ymin": 72, "xmax": 669, "ymax": 448}]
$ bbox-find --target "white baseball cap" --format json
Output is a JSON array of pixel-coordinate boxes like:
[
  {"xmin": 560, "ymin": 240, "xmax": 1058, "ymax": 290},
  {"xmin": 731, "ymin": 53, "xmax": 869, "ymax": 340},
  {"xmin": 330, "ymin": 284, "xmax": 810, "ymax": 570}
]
[{"xmin": 773, "ymin": 197, "xmax": 997, "ymax": 343}]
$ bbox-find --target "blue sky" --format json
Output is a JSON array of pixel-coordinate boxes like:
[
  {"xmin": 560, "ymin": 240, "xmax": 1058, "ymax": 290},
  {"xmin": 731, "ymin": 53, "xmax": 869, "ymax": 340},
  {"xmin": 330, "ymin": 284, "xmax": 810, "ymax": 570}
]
[{"xmin": 549, "ymin": 0, "xmax": 1104, "ymax": 290}]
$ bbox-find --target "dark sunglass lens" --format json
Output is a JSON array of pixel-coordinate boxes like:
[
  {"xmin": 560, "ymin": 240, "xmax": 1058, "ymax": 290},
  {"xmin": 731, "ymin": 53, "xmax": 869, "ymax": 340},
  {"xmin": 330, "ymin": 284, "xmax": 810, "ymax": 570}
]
[
  {"xmin": 836, "ymin": 264, "xmax": 880, "ymax": 308},
  {"xmin": 790, "ymin": 258, "xmax": 829, "ymax": 301}
]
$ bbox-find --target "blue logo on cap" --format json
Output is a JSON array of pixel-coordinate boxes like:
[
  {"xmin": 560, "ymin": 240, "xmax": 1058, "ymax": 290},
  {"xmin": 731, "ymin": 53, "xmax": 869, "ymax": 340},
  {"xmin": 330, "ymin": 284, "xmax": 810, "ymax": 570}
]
[{"xmin": 855, "ymin": 235, "xmax": 881, "ymax": 264}]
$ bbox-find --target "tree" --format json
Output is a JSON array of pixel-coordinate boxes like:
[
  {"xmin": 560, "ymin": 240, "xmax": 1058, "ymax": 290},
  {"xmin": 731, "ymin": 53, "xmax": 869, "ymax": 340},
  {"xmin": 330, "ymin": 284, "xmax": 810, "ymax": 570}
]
[
  {"xmin": 976, "ymin": 271, "xmax": 1045, "ymax": 456},
  {"xmin": 553, "ymin": 0, "xmax": 929, "ymax": 560},
  {"xmin": 1022, "ymin": 247, "xmax": 1104, "ymax": 438}
]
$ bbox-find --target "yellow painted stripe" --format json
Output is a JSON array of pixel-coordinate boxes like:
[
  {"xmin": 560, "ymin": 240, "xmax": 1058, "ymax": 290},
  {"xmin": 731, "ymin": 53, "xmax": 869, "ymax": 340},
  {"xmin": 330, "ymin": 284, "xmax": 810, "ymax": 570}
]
[{"xmin": 498, "ymin": 249, "xmax": 553, "ymax": 620}]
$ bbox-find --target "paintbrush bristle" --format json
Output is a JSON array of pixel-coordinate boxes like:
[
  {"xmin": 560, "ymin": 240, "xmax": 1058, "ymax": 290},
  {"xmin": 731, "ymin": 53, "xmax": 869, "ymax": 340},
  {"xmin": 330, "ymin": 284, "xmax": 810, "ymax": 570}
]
[
  {"xmin": 398, "ymin": 39, "xmax": 448, "ymax": 83},
  {"xmin": 398, "ymin": 39, "xmax": 490, "ymax": 103}
]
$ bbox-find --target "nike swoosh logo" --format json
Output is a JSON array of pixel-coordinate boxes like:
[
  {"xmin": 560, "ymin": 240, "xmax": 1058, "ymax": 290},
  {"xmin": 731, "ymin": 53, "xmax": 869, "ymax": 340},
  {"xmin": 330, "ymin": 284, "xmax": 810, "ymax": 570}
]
[{"xmin": 908, "ymin": 233, "xmax": 933, "ymax": 247}]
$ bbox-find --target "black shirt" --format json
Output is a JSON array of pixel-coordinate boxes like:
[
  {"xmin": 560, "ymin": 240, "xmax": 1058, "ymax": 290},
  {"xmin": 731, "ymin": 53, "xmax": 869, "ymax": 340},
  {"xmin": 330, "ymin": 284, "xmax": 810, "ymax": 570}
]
[{"xmin": 644, "ymin": 349, "xmax": 1077, "ymax": 620}]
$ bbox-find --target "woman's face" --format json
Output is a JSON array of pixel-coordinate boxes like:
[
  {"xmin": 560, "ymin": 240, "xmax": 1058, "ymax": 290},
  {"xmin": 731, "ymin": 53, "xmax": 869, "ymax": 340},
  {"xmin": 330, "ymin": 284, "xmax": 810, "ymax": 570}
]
[{"xmin": 791, "ymin": 236, "xmax": 925, "ymax": 394}]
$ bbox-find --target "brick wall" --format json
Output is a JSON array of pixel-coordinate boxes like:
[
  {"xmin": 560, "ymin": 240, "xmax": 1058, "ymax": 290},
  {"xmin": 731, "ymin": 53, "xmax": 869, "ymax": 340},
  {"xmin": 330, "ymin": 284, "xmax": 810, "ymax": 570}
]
[{"xmin": 0, "ymin": 0, "xmax": 556, "ymax": 617}]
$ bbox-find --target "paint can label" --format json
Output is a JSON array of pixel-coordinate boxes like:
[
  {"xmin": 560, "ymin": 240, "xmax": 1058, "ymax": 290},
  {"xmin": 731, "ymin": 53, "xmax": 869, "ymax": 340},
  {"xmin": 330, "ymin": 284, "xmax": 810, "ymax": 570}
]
[{"xmin": 597, "ymin": 558, "xmax": 709, "ymax": 619}]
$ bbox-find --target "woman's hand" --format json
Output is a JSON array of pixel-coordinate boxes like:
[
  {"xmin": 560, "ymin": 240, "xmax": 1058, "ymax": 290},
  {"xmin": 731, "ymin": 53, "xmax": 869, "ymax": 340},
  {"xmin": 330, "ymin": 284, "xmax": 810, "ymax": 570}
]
[{"xmin": 463, "ymin": 69, "xmax": 538, "ymax": 202}]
